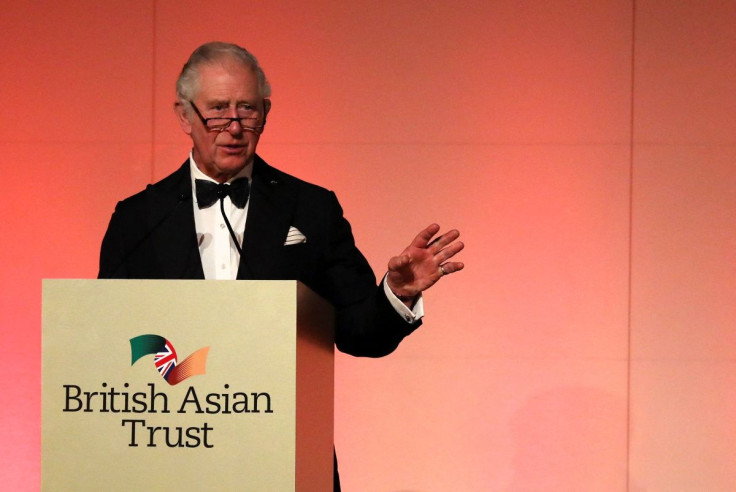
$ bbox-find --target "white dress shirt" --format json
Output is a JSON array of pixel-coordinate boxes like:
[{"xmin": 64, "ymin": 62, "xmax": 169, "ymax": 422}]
[{"xmin": 190, "ymin": 155, "xmax": 250, "ymax": 280}]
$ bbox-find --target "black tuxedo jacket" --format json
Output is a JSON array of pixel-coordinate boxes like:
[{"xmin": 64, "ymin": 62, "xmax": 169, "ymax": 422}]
[{"xmin": 99, "ymin": 155, "xmax": 419, "ymax": 357}]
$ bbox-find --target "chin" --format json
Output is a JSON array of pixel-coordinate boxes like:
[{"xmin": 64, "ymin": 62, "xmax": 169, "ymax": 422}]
[{"xmin": 215, "ymin": 161, "xmax": 249, "ymax": 176}]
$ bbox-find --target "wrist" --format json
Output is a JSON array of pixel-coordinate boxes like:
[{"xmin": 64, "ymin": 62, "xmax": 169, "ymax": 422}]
[
  {"xmin": 383, "ymin": 274, "xmax": 418, "ymax": 303},
  {"xmin": 387, "ymin": 283, "xmax": 417, "ymax": 303},
  {"xmin": 395, "ymin": 293, "xmax": 416, "ymax": 303}
]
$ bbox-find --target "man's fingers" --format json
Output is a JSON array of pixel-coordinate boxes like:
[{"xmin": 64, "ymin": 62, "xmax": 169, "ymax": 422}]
[
  {"xmin": 410, "ymin": 223, "xmax": 441, "ymax": 248},
  {"xmin": 435, "ymin": 240, "xmax": 464, "ymax": 262},
  {"xmin": 429, "ymin": 229, "xmax": 461, "ymax": 252},
  {"xmin": 439, "ymin": 261, "xmax": 465, "ymax": 276}
]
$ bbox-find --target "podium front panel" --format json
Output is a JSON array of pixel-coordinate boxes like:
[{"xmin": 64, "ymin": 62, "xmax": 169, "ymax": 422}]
[{"xmin": 42, "ymin": 279, "xmax": 333, "ymax": 491}]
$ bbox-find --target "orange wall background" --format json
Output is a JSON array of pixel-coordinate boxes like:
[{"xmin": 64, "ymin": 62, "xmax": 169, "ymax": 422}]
[{"xmin": 1, "ymin": 1, "xmax": 734, "ymax": 490}]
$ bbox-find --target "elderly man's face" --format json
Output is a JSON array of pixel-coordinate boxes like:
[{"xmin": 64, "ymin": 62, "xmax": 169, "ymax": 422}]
[{"xmin": 177, "ymin": 60, "xmax": 268, "ymax": 182}]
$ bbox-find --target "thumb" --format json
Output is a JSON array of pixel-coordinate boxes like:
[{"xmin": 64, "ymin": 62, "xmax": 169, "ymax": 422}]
[{"xmin": 388, "ymin": 254, "xmax": 411, "ymax": 272}]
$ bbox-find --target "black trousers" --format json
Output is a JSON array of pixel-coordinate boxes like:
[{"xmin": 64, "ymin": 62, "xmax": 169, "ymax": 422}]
[{"xmin": 334, "ymin": 450, "xmax": 341, "ymax": 491}]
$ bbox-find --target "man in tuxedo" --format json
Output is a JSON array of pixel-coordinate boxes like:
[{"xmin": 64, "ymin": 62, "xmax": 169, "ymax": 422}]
[{"xmin": 99, "ymin": 41, "xmax": 464, "ymax": 490}]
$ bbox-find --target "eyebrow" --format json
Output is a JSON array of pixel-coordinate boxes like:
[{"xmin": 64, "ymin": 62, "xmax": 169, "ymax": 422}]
[{"xmin": 205, "ymin": 99, "xmax": 256, "ymax": 107}]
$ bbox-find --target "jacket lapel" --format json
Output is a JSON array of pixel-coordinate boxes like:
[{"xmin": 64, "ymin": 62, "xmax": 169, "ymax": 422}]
[
  {"xmin": 237, "ymin": 156, "xmax": 297, "ymax": 280},
  {"xmin": 150, "ymin": 161, "xmax": 205, "ymax": 279}
]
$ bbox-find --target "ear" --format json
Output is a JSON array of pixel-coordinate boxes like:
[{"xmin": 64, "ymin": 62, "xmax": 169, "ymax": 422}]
[
  {"xmin": 174, "ymin": 101, "xmax": 193, "ymax": 135},
  {"xmin": 263, "ymin": 99, "xmax": 272, "ymax": 118}
]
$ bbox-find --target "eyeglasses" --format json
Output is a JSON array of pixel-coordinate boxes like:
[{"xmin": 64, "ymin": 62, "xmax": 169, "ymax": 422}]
[{"xmin": 188, "ymin": 100, "xmax": 266, "ymax": 134}]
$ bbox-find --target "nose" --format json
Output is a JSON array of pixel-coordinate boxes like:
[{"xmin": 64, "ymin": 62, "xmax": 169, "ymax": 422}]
[
  {"xmin": 222, "ymin": 106, "xmax": 243, "ymax": 134},
  {"xmin": 225, "ymin": 118, "xmax": 243, "ymax": 135}
]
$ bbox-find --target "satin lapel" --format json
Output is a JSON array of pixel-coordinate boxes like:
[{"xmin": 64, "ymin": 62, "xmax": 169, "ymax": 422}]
[
  {"xmin": 150, "ymin": 162, "xmax": 205, "ymax": 279},
  {"xmin": 237, "ymin": 157, "xmax": 297, "ymax": 280}
]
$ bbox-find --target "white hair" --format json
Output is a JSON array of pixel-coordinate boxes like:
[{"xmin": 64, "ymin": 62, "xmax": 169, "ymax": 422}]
[{"xmin": 176, "ymin": 41, "xmax": 271, "ymax": 103}]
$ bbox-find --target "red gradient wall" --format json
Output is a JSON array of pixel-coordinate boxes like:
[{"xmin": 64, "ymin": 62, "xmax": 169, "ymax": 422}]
[{"xmin": 1, "ymin": 1, "xmax": 734, "ymax": 490}]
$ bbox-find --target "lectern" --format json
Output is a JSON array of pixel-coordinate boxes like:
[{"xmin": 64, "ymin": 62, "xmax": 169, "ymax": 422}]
[{"xmin": 42, "ymin": 280, "xmax": 334, "ymax": 491}]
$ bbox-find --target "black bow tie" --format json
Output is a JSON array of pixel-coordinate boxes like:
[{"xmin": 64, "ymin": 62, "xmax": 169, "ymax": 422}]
[{"xmin": 195, "ymin": 178, "xmax": 250, "ymax": 209}]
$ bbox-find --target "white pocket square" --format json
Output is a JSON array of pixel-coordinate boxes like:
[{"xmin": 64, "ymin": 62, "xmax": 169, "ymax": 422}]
[{"xmin": 284, "ymin": 226, "xmax": 307, "ymax": 245}]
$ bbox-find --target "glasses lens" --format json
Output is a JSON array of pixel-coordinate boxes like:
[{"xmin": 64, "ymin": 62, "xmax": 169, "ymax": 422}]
[
  {"xmin": 206, "ymin": 119, "xmax": 233, "ymax": 130},
  {"xmin": 207, "ymin": 117, "xmax": 261, "ymax": 132}
]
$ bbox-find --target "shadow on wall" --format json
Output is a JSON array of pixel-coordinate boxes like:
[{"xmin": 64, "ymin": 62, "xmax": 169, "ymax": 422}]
[{"xmin": 505, "ymin": 386, "xmax": 643, "ymax": 491}]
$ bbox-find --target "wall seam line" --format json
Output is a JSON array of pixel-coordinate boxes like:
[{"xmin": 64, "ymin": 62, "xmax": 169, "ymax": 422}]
[
  {"xmin": 626, "ymin": 1, "xmax": 637, "ymax": 491},
  {"xmin": 150, "ymin": 0, "xmax": 157, "ymax": 184}
]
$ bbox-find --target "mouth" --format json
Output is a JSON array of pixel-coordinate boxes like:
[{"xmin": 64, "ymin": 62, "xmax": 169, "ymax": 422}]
[{"xmin": 219, "ymin": 144, "xmax": 246, "ymax": 154}]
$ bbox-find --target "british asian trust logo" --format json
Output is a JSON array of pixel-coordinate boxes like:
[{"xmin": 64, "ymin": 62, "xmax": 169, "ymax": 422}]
[
  {"xmin": 57, "ymin": 334, "xmax": 275, "ymax": 452},
  {"xmin": 130, "ymin": 334, "xmax": 209, "ymax": 385}
]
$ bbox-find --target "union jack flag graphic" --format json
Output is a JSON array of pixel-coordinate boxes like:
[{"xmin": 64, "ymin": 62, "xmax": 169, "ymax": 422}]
[
  {"xmin": 154, "ymin": 339, "xmax": 178, "ymax": 380},
  {"xmin": 130, "ymin": 334, "xmax": 209, "ymax": 385}
]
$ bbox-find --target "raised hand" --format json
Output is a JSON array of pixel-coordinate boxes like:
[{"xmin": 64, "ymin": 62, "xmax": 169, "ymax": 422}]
[{"xmin": 386, "ymin": 223, "xmax": 465, "ymax": 302}]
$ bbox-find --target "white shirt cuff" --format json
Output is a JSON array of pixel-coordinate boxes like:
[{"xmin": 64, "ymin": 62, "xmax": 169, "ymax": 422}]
[{"xmin": 382, "ymin": 273, "xmax": 424, "ymax": 324}]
